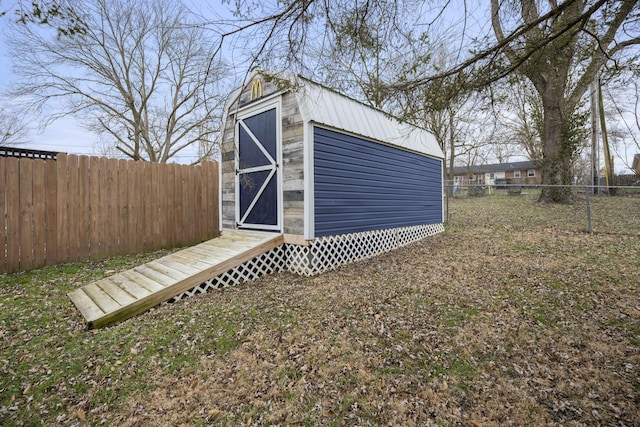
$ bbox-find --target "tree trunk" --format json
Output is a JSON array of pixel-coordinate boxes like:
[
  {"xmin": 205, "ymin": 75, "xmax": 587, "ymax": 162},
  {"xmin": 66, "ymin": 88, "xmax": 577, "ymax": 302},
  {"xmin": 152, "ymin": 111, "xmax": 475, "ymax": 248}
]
[{"xmin": 538, "ymin": 95, "xmax": 572, "ymax": 203}]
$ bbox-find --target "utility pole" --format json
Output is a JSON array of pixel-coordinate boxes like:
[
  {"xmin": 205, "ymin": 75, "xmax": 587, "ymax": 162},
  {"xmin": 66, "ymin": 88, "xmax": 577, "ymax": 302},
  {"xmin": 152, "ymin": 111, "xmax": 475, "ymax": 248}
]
[
  {"xmin": 598, "ymin": 78, "xmax": 614, "ymax": 193},
  {"xmin": 590, "ymin": 79, "xmax": 599, "ymax": 193}
]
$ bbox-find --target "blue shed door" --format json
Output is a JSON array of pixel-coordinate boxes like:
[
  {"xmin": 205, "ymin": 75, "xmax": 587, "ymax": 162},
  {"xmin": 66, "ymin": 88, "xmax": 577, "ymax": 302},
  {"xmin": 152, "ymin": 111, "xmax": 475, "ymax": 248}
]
[{"xmin": 236, "ymin": 107, "xmax": 280, "ymax": 231}]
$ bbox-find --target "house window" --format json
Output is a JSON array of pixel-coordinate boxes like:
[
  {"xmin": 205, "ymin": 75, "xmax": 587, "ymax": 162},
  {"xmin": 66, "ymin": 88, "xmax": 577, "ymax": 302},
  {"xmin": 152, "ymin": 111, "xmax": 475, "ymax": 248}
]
[
  {"xmin": 527, "ymin": 169, "xmax": 535, "ymax": 177},
  {"xmin": 514, "ymin": 170, "xmax": 521, "ymax": 178},
  {"xmin": 489, "ymin": 173, "xmax": 495, "ymax": 180}
]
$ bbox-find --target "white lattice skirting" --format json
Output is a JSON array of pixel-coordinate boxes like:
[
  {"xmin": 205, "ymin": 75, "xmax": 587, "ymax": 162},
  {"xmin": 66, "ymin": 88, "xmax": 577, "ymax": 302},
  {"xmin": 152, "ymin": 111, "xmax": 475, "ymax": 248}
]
[
  {"xmin": 172, "ymin": 245, "xmax": 288, "ymax": 301},
  {"xmin": 286, "ymin": 223, "xmax": 444, "ymax": 276},
  {"xmin": 173, "ymin": 223, "xmax": 444, "ymax": 300}
]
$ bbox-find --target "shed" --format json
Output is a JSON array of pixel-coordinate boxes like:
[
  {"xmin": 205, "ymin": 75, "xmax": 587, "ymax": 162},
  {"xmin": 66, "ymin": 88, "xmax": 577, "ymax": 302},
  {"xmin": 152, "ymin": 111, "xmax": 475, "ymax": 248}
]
[{"xmin": 219, "ymin": 71, "xmax": 445, "ymax": 275}]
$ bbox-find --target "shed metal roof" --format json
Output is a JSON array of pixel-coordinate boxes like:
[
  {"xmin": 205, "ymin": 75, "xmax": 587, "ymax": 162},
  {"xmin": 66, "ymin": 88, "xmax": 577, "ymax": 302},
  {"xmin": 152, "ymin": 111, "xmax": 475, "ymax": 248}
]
[{"xmin": 229, "ymin": 71, "xmax": 444, "ymax": 160}]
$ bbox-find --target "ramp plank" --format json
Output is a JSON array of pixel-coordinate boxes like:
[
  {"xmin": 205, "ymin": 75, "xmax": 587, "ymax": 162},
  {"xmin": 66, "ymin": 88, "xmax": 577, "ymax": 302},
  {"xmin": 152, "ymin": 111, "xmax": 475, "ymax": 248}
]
[
  {"xmin": 120, "ymin": 271, "xmax": 165, "ymax": 292},
  {"xmin": 179, "ymin": 245, "xmax": 226, "ymax": 257},
  {"xmin": 169, "ymin": 253, "xmax": 217, "ymax": 269},
  {"xmin": 109, "ymin": 275, "xmax": 151, "ymax": 299},
  {"xmin": 68, "ymin": 230, "xmax": 284, "ymax": 329},
  {"xmin": 96, "ymin": 279, "xmax": 138, "ymax": 305},
  {"xmin": 186, "ymin": 245, "xmax": 237, "ymax": 258},
  {"xmin": 68, "ymin": 289, "xmax": 104, "ymax": 322},
  {"xmin": 83, "ymin": 283, "xmax": 122, "ymax": 313},
  {"xmin": 133, "ymin": 265, "xmax": 176, "ymax": 287},
  {"xmin": 154, "ymin": 257, "xmax": 202, "ymax": 276},
  {"xmin": 145, "ymin": 261, "xmax": 190, "ymax": 281}
]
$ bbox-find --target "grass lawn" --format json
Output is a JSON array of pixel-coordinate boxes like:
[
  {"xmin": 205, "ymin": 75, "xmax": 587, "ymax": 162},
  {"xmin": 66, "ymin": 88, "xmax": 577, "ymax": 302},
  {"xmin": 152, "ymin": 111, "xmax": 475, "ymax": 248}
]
[{"xmin": 1, "ymin": 193, "xmax": 639, "ymax": 426}]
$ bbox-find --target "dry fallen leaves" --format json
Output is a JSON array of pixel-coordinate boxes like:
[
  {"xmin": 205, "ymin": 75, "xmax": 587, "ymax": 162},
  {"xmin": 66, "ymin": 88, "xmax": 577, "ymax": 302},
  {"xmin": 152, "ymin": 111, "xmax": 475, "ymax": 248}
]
[{"xmin": 1, "ymin": 193, "xmax": 639, "ymax": 426}]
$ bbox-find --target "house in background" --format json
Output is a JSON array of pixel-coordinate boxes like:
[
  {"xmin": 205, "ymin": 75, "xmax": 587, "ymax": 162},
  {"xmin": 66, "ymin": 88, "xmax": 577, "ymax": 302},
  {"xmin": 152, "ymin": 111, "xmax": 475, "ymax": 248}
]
[{"xmin": 450, "ymin": 160, "xmax": 542, "ymax": 186}]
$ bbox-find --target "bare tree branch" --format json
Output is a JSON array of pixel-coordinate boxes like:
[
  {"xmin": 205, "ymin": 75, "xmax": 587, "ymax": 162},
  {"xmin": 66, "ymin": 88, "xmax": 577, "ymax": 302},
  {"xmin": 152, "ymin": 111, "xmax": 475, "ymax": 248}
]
[{"xmin": 0, "ymin": 108, "xmax": 30, "ymax": 146}]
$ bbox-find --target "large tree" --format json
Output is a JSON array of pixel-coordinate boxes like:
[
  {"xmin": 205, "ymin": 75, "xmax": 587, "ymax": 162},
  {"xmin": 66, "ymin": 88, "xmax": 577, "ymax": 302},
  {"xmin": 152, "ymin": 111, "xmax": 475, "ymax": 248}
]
[
  {"xmin": 490, "ymin": 0, "xmax": 639, "ymax": 202},
  {"xmin": 8, "ymin": 0, "xmax": 226, "ymax": 162}
]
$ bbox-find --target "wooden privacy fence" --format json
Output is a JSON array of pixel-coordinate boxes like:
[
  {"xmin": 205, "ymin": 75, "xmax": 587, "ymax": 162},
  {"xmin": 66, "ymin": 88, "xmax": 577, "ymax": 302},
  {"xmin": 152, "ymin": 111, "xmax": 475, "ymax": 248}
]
[{"xmin": 0, "ymin": 154, "xmax": 219, "ymax": 274}]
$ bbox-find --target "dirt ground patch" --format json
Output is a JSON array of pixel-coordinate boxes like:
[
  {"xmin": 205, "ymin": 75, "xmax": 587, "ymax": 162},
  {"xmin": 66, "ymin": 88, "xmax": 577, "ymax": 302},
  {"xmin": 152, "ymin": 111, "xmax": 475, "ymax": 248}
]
[{"xmin": 1, "ymin": 193, "xmax": 639, "ymax": 426}]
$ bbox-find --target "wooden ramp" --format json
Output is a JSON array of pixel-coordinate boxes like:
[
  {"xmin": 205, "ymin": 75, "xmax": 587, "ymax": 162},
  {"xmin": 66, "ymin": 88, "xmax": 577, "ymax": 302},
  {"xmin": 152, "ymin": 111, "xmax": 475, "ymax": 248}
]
[{"xmin": 69, "ymin": 230, "xmax": 283, "ymax": 329}]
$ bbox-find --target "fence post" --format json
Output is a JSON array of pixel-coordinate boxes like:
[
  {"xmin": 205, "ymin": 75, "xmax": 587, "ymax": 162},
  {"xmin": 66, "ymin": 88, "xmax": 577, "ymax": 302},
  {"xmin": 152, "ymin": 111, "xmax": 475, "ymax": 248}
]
[
  {"xmin": 445, "ymin": 186, "xmax": 449, "ymax": 224},
  {"xmin": 0, "ymin": 157, "xmax": 6, "ymax": 273},
  {"xmin": 585, "ymin": 186, "xmax": 592, "ymax": 234}
]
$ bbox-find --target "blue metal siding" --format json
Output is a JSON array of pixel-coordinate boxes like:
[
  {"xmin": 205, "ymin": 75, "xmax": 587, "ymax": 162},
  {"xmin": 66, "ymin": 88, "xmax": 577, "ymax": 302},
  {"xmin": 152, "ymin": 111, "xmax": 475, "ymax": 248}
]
[{"xmin": 314, "ymin": 127, "xmax": 443, "ymax": 237}]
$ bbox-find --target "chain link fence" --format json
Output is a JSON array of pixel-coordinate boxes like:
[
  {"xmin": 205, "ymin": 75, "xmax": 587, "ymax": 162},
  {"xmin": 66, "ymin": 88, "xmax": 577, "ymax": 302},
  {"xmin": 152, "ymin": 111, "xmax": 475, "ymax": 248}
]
[{"xmin": 444, "ymin": 183, "xmax": 640, "ymax": 234}]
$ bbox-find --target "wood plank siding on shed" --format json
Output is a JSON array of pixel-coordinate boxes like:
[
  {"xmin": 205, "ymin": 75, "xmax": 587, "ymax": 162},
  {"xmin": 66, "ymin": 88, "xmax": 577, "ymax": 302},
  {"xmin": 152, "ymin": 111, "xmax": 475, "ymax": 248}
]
[{"xmin": 313, "ymin": 127, "xmax": 442, "ymax": 237}]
